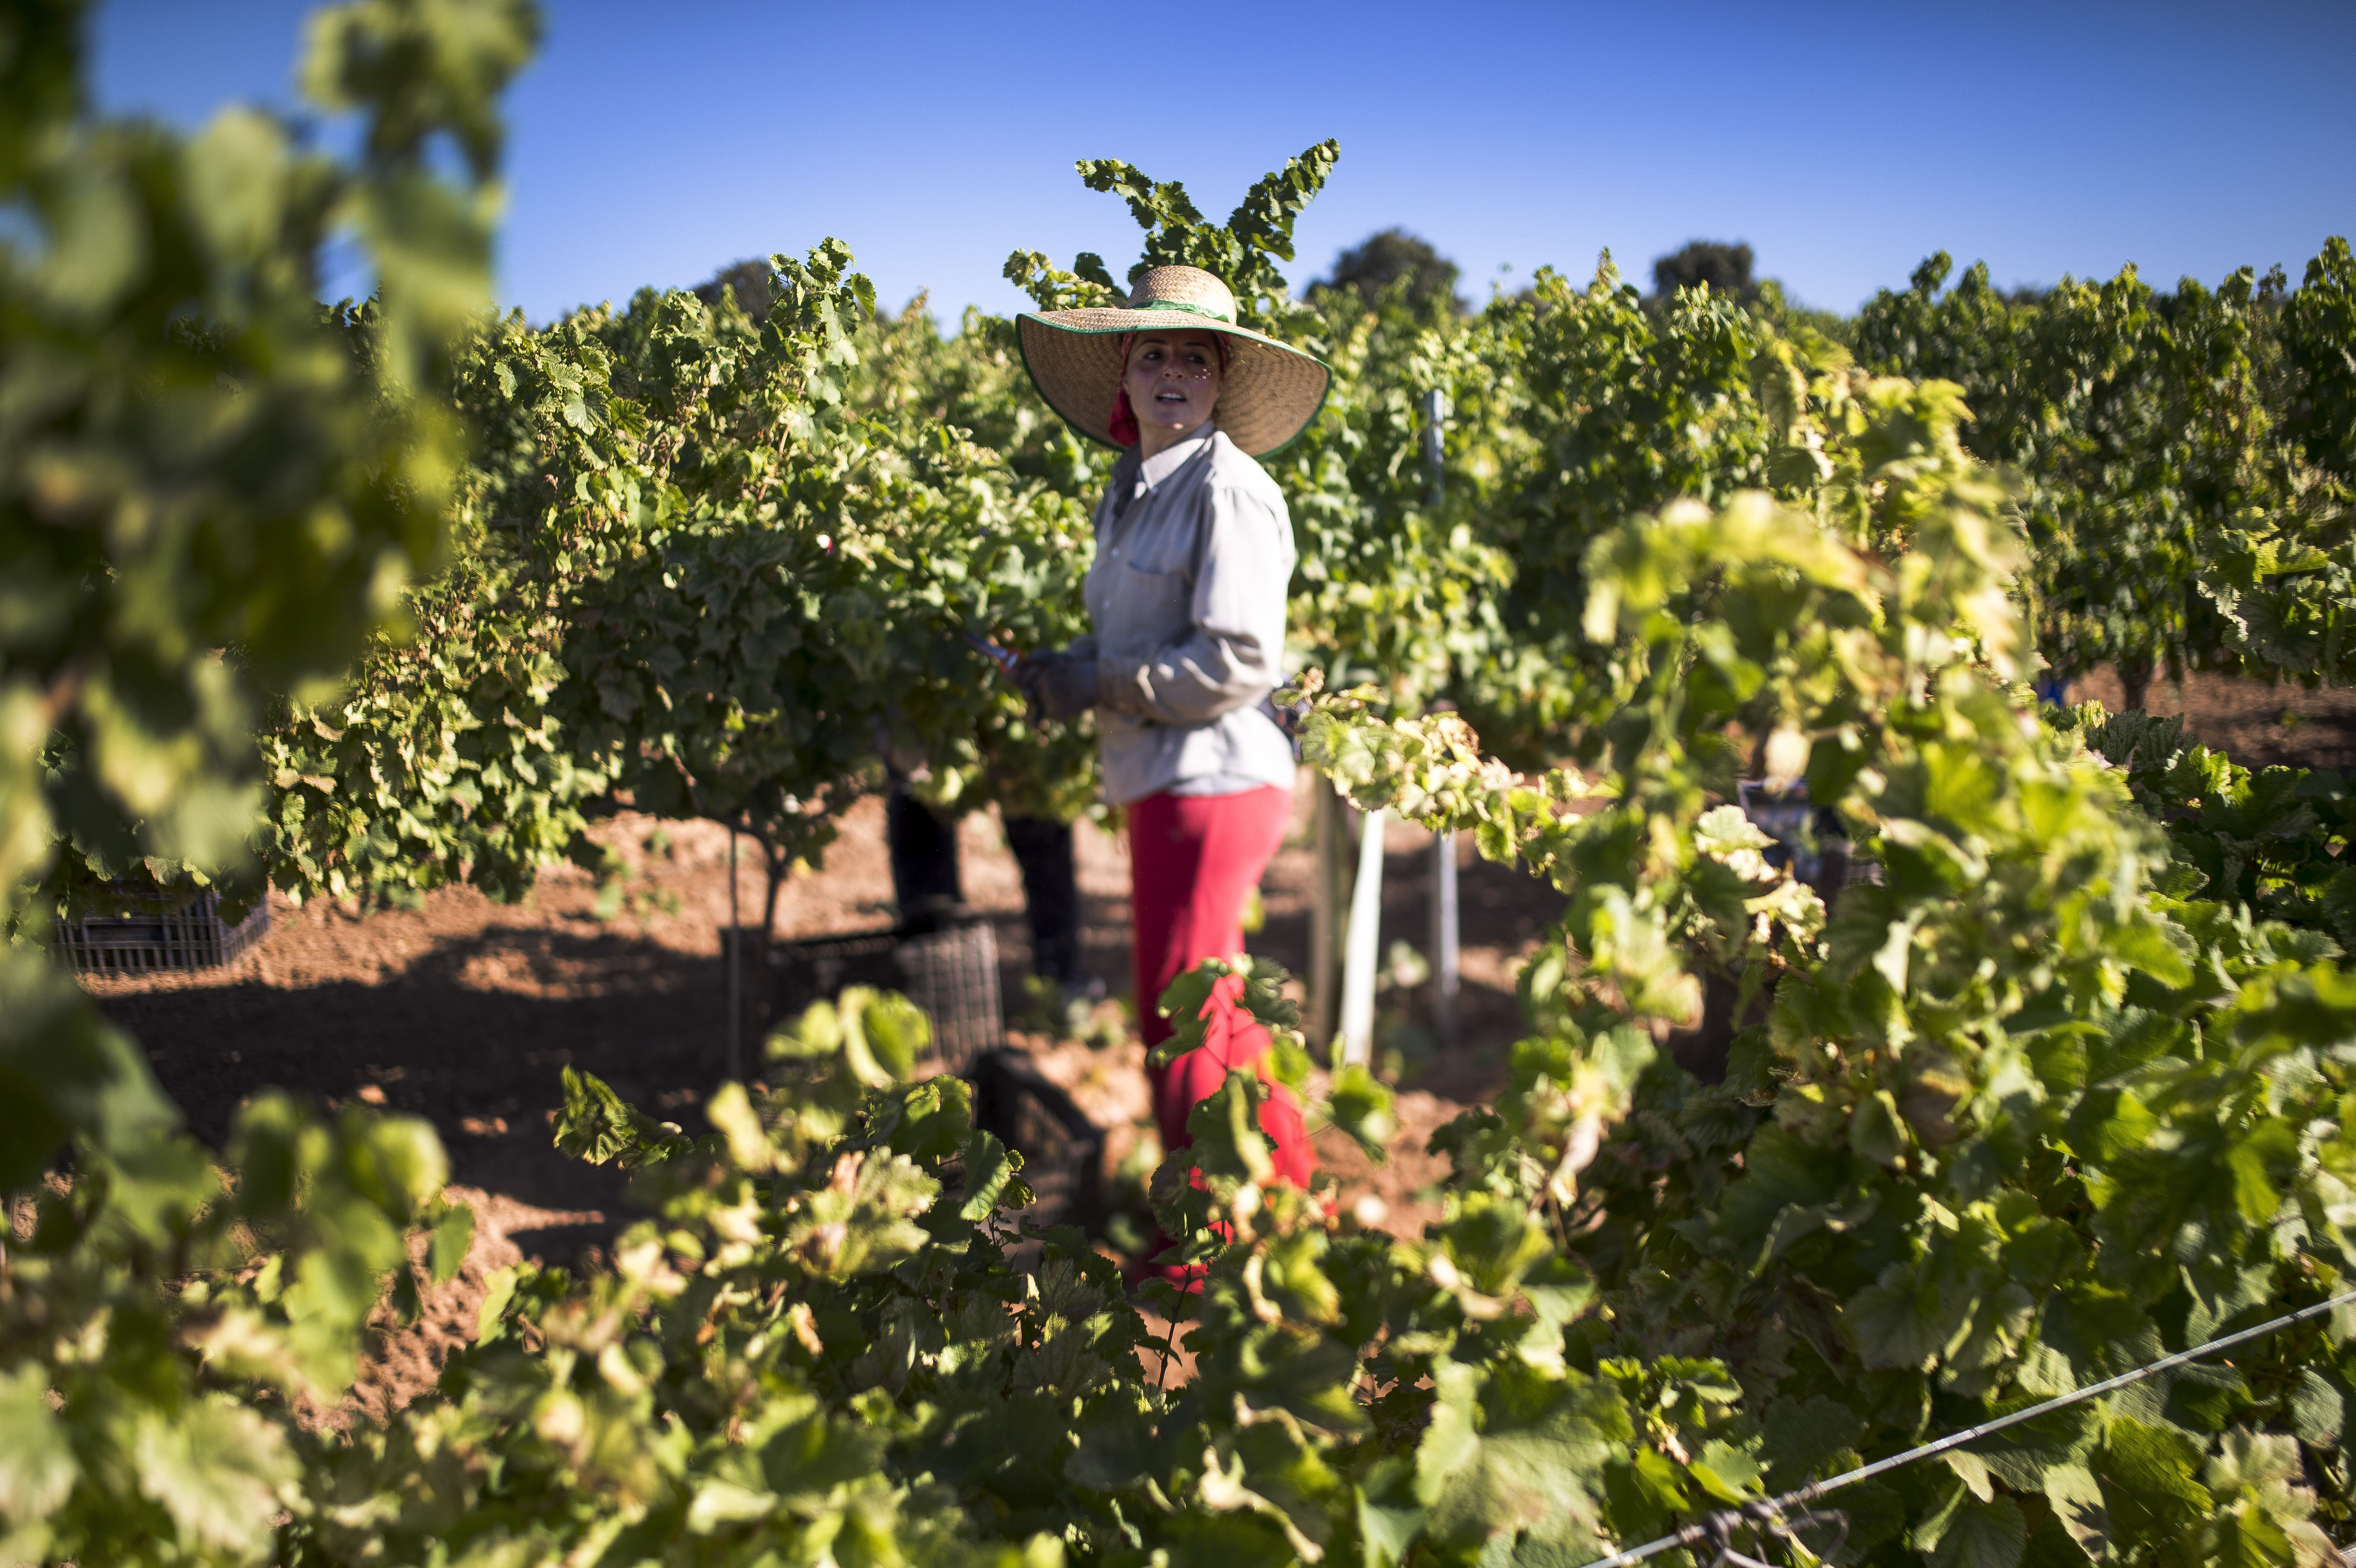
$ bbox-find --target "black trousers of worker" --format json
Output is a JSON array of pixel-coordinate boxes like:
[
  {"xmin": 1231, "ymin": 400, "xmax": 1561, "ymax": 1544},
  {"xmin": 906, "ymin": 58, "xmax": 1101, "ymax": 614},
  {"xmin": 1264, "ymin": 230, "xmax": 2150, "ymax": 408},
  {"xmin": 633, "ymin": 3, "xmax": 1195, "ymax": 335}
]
[
  {"xmin": 885, "ymin": 787, "xmax": 963, "ymax": 926},
  {"xmin": 1002, "ymin": 816, "xmax": 1080, "ymax": 988},
  {"xmin": 885, "ymin": 785, "xmax": 1080, "ymax": 987}
]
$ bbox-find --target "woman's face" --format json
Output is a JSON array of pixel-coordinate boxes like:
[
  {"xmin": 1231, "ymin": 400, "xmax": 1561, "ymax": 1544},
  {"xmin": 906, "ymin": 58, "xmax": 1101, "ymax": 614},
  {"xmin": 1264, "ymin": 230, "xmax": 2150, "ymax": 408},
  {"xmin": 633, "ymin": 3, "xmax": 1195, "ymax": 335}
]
[{"xmin": 1123, "ymin": 329, "xmax": 1224, "ymax": 450}]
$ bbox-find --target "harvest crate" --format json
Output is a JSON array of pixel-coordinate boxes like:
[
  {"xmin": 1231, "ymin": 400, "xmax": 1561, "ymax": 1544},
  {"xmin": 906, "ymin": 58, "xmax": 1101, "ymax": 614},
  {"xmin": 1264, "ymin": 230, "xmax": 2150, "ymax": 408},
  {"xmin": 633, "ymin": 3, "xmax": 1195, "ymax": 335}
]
[
  {"xmin": 969, "ymin": 1047, "xmax": 1104, "ymax": 1231},
  {"xmin": 774, "ymin": 912, "xmax": 1004, "ymax": 1077},
  {"xmin": 1669, "ymin": 785, "xmax": 1879, "ymax": 1082},
  {"xmin": 55, "ymin": 887, "xmax": 270, "ymax": 975},
  {"xmin": 1736, "ymin": 780, "xmax": 1876, "ymax": 898}
]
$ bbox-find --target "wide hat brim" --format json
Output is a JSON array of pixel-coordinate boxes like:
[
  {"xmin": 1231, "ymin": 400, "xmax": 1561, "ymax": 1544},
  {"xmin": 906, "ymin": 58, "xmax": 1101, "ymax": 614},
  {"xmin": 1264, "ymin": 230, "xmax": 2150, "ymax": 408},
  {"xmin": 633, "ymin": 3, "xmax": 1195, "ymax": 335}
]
[{"xmin": 1015, "ymin": 308, "xmax": 1331, "ymax": 458}]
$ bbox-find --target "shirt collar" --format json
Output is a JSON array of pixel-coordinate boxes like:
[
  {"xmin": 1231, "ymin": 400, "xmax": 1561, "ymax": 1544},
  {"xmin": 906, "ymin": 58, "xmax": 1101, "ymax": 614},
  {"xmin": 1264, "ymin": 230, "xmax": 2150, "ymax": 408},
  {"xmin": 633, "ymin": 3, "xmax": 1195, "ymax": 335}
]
[{"xmin": 1136, "ymin": 423, "xmax": 1218, "ymax": 491}]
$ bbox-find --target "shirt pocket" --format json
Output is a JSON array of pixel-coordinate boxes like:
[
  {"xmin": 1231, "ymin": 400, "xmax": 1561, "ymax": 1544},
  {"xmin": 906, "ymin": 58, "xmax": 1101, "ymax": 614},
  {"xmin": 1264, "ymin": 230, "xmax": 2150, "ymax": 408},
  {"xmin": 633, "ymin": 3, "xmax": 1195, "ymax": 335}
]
[{"xmin": 1102, "ymin": 559, "xmax": 1192, "ymax": 652}]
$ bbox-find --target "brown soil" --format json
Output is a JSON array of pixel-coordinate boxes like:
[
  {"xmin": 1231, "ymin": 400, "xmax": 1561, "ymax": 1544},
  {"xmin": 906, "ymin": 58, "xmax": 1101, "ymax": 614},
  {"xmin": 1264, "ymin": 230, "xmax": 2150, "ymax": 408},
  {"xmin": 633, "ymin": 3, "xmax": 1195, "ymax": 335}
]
[
  {"xmin": 92, "ymin": 665, "xmax": 2334, "ymax": 1411},
  {"xmin": 81, "ymin": 774, "xmax": 1556, "ymax": 1402},
  {"xmin": 78, "ymin": 774, "xmax": 1552, "ymax": 1409},
  {"xmin": 2069, "ymin": 665, "xmax": 2356, "ymax": 773},
  {"xmin": 316, "ymin": 1185, "xmax": 604, "ymax": 1429}
]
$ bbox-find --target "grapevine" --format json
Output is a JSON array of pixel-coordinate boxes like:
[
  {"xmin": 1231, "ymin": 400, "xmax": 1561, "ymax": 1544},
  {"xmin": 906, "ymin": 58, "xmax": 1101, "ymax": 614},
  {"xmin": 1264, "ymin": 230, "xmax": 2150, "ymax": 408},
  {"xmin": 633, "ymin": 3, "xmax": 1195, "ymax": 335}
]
[{"xmin": 12, "ymin": 2, "xmax": 2356, "ymax": 1564}]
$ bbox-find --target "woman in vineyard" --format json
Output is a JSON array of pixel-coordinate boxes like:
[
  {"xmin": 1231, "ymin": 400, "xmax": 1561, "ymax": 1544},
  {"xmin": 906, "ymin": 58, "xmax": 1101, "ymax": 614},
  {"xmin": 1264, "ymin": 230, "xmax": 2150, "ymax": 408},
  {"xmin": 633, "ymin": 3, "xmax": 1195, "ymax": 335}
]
[{"xmin": 1014, "ymin": 266, "xmax": 1330, "ymax": 1280}]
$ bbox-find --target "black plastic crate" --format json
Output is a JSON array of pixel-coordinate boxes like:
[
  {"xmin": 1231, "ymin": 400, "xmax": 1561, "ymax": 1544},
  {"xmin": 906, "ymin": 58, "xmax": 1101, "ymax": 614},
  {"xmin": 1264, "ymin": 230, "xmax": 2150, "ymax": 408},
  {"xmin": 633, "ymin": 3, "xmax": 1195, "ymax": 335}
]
[
  {"xmin": 1736, "ymin": 780, "xmax": 1878, "ymax": 899},
  {"xmin": 1670, "ymin": 785, "xmax": 1883, "ymax": 1082},
  {"xmin": 55, "ymin": 887, "xmax": 270, "ymax": 975},
  {"xmin": 968, "ymin": 1047, "xmax": 1105, "ymax": 1231},
  {"xmin": 774, "ymin": 912, "xmax": 1003, "ymax": 1076}
]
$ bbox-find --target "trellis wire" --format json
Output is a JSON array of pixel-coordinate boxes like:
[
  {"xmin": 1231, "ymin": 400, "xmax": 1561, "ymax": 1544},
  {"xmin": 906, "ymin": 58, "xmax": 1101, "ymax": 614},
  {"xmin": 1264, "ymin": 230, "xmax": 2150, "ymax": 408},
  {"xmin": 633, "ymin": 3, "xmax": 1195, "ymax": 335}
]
[{"xmin": 1577, "ymin": 1282, "xmax": 2356, "ymax": 1568}]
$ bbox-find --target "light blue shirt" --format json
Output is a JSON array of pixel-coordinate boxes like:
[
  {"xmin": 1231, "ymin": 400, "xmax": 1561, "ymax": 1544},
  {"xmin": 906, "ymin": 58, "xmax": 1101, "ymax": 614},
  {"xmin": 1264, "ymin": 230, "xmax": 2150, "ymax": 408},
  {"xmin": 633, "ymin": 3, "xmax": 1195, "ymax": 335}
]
[{"xmin": 1069, "ymin": 425, "xmax": 1298, "ymax": 806}]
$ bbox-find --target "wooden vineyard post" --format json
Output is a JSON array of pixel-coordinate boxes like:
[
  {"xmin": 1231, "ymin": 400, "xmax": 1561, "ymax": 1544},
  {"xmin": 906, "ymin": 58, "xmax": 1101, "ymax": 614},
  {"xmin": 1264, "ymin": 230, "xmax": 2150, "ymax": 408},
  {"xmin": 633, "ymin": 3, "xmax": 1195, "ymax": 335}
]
[
  {"xmin": 1423, "ymin": 386, "xmax": 1461, "ymax": 1048},
  {"xmin": 726, "ymin": 825, "xmax": 742, "ymax": 1083}
]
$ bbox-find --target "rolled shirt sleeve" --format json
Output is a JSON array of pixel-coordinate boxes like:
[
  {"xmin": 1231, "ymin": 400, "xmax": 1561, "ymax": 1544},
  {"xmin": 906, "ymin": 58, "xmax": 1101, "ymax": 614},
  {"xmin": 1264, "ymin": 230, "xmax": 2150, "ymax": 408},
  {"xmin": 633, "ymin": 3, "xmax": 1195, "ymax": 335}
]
[{"xmin": 1097, "ymin": 482, "xmax": 1290, "ymax": 726}]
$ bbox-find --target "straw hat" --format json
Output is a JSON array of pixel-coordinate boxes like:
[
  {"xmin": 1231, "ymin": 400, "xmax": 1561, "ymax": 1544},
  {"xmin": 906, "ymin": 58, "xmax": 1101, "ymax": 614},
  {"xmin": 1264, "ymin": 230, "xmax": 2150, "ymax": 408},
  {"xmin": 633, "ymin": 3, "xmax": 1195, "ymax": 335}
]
[{"xmin": 1016, "ymin": 266, "xmax": 1331, "ymax": 457}]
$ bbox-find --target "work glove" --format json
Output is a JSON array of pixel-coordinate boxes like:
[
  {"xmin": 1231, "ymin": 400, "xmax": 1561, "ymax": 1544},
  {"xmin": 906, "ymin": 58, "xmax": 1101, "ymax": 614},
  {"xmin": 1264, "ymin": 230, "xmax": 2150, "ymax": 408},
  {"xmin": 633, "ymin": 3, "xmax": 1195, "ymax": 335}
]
[{"xmin": 1016, "ymin": 649, "xmax": 1099, "ymax": 723}]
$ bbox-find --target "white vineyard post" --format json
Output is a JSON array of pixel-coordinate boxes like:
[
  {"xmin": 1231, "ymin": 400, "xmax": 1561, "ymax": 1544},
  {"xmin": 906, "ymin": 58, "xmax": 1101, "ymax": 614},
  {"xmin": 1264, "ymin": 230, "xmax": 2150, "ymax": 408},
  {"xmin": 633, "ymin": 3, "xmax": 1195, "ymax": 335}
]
[
  {"xmin": 1339, "ymin": 806, "xmax": 1386, "ymax": 1067},
  {"xmin": 1423, "ymin": 386, "xmax": 1460, "ymax": 1048},
  {"xmin": 1308, "ymin": 784, "xmax": 1344, "ymax": 1048},
  {"xmin": 1433, "ymin": 828, "xmax": 1459, "ymax": 1048}
]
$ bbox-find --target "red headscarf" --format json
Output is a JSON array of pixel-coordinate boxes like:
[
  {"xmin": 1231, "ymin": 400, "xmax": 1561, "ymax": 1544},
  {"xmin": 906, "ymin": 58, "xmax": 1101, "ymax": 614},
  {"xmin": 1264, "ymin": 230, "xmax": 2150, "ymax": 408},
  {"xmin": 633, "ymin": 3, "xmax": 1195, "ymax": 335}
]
[{"xmin": 1109, "ymin": 331, "xmax": 1227, "ymax": 448}]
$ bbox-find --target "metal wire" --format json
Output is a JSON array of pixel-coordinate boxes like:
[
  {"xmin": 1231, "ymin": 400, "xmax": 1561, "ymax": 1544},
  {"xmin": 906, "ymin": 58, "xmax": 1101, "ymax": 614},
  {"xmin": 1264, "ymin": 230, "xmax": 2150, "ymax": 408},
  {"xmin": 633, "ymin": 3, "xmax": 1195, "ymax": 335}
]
[{"xmin": 1575, "ymin": 1282, "xmax": 2356, "ymax": 1568}]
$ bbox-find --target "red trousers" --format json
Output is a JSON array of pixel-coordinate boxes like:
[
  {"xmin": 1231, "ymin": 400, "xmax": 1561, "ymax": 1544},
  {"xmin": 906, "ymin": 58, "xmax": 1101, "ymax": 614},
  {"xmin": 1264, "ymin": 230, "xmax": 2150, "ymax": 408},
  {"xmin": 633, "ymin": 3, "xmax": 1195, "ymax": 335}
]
[{"xmin": 1129, "ymin": 786, "xmax": 1312, "ymax": 1188}]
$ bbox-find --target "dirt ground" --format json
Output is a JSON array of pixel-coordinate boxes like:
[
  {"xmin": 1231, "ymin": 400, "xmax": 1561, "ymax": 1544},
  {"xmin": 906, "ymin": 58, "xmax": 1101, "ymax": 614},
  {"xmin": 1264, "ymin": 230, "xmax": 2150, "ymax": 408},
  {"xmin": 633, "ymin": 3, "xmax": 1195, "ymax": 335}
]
[
  {"xmin": 79, "ymin": 767, "xmax": 1547, "ymax": 1405},
  {"xmin": 2068, "ymin": 665, "xmax": 2356, "ymax": 773},
  {"xmin": 82, "ymin": 773, "xmax": 1553, "ymax": 1264},
  {"xmin": 80, "ymin": 663, "xmax": 2354, "ymax": 1240},
  {"xmin": 74, "ymin": 663, "xmax": 2349, "ymax": 1405}
]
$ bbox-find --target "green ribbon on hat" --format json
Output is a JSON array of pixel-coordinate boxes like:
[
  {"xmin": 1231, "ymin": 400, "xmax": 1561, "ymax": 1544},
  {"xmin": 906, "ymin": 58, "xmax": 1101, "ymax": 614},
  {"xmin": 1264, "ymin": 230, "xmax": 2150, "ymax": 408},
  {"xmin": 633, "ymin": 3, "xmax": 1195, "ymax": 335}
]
[{"xmin": 1131, "ymin": 298, "xmax": 1234, "ymax": 325}]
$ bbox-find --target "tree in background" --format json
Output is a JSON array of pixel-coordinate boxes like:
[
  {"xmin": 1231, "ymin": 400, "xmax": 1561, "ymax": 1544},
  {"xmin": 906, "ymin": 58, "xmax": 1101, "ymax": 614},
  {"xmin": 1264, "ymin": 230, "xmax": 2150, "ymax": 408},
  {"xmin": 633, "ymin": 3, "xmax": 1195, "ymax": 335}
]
[
  {"xmin": 693, "ymin": 257, "xmax": 776, "ymax": 321},
  {"xmin": 1311, "ymin": 225, "xmax": 1465, "ymax": 316},
  {"xmin": 1650, "ymin": 237, "xmax": 1755, "ymax": 299}
]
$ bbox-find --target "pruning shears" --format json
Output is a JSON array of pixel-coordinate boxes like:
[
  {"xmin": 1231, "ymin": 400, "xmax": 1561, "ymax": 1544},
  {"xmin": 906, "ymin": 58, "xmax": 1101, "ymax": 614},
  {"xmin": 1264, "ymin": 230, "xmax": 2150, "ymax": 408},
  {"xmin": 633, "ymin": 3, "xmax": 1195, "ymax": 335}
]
[{"xmin": 962, "ymin": 630, "xmax": 1025, "ymax": 680}]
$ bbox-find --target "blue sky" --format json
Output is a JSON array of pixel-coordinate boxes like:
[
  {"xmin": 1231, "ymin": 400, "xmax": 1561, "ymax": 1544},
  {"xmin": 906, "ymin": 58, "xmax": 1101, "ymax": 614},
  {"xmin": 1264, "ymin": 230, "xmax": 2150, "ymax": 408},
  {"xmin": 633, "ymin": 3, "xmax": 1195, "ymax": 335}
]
[{"xmin": 94, "ymin": 2, "xmax": 2356, "ymax": 327}]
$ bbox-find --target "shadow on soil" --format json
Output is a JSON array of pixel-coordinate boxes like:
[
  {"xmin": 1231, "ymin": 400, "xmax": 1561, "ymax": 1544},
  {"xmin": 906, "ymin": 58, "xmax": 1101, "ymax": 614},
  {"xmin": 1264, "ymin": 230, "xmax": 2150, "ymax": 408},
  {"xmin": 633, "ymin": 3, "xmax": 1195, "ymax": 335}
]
[
  {"xmin": 96, "ymin": 833, "xmax": 1555, "ymax": 1248},
  {"xmin": 95, "ymin": 921, "xmax": 743, "ymax": 1226}
]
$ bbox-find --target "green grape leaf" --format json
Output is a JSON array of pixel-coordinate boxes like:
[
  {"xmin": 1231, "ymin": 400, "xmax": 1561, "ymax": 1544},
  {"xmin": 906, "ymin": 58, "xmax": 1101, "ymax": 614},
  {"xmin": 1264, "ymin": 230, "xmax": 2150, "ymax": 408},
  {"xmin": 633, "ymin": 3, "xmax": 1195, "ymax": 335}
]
[{"xmin": 0, "ymin": 1366, "xmax": 75, "ymax": 1525}]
